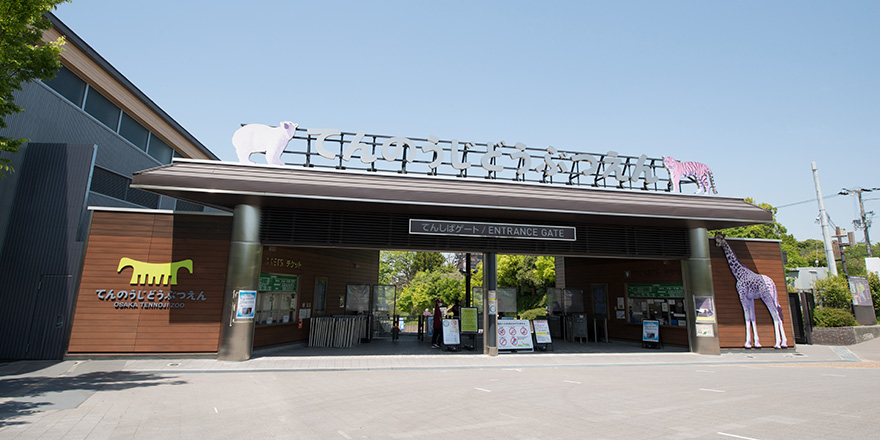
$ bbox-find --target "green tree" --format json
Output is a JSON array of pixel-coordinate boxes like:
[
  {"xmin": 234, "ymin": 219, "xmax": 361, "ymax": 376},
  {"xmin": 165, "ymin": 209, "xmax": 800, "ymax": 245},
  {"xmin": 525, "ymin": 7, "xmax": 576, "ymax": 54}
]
[
  {"xmin": 1, "ymin": 0, "xmax": 69, "ymax": 175},
  {"xmin": 379, "ymin": 251, "xmax": 449, "ymax": 287},
  {"xmin": 395, "ymin": 269, "xmax": 463, "ymax": 316},
  {"xmin": 813, "ymin": 274, "xmax": 853, "ymax": 309},
  {"xmin": 497, "ymin": 254, "xmax": 555, "ymax": 315},
  {"xmin": 869, "ymin": 272, "xmax": 880, "ymax": 318},
  {"xmin": 710, "ymin": 198, "xmax": 806, "ymax": 272}
]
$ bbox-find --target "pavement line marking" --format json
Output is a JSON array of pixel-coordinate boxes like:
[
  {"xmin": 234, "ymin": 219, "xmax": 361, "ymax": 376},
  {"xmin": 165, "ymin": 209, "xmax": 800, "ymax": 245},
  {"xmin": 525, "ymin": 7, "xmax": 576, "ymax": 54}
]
[
  {"xmin": 717, "ymin": 432, "xmax": 759, "ymax": 440},
  {"xmin": 822, "ymin": 373, "xmax": 846, "ymax": 377},
  {"xmin": 563, "ymin": 380, "xmax": 581, "ymax": 384},
  {"xmin": 338, "ymin": 431, "xmax": 352, "ymax": 439},
  {"xmin": 696, "ymin": 369, "xmax": 715, "ymax": 373},
  {"xmin": 700, "ymin": 388, "xmax": 725, "ymax": 393},
  {"xmin": 475, "ymin": 387, "xmax": 492, "ymax": 392},
  {"xmin": 214, "ymin": 407, "xmax": 218, "ymax": 414}
]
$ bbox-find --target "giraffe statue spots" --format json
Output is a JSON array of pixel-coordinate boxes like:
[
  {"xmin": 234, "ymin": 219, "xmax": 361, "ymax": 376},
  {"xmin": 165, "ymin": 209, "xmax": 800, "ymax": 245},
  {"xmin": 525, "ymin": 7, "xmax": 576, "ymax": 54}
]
[{"xmin": 714, "ymin": 233, "xmax": 788, "ymax": 349}]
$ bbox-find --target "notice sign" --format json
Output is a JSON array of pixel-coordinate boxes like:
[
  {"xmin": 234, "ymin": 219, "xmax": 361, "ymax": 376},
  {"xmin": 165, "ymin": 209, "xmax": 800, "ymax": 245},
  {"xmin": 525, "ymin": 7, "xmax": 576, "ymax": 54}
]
[
  {"xmin": 488, "ymin": 290, "xmax": 497, "ymax": 316},
  {"xmin": 533, "ymin": 320, "xmax": 552, "ymax": 344},
  {"xmin": 409, "ymin": 219, "xmax": 576, "ymax": 241},
  {"xmin": 442, "ymin": 319, "xmax": 461, "ymax": 345},
  {"xmin": 642, "ymin": 320, "xmax": 660, "ymax": 342},
  {"xmin": 461, "ymin": 307, "xmax": 478, "ymax": 333},
  {"xmin": 497, "ymin": 319, "xmax": 534, "ymax": 351},
  {"xmin": 236, "ymin": 290, "xmax": 256, "ymax": 320}
]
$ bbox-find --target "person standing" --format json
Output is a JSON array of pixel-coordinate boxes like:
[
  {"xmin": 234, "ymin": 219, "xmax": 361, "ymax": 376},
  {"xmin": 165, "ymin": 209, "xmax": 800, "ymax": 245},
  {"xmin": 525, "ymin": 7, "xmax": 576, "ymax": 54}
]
[{"xmin": 431, "ymin": 299, "xmax": 443, "ymax": 348}]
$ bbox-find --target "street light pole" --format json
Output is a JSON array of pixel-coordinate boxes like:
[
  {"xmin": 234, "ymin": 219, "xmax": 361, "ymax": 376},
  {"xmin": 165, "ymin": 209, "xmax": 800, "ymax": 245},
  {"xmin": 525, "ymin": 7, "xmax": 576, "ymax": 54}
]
[{"xmin": 812, "ymin": 162, "xmax": 838, "ymax": 276}]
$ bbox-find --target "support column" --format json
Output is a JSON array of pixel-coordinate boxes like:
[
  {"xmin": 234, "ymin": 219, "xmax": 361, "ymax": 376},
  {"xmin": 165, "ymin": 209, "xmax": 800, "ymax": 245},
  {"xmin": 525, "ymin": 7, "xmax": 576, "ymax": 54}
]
[
  {"xmin": 682, "ymin": 227, "xmax": 721, "ymax": 355},
  {"xmin": 218, "ymin": 204, "xmax": 263, "ymax": 361},
  {"xmin": 482, "ymin": 252, "xmax": 498, "ymax": 356}
]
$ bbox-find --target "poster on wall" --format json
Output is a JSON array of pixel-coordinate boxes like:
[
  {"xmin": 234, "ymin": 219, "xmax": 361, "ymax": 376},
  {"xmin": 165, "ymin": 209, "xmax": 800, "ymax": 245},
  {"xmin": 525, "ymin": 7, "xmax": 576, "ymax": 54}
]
[
  {"xmin": 236, "ymin": 290, "xmax": 256, "ymax": 320},
  {"xmin": 694, "ymin": 296, "xmax": 716, "ymax": 323},
  {"xmin": 696, "ymin": 324, "xmax": 715, "ymax": 337},
  {"xmin": 461, "ymin": 307, "xmax": 478, "ymax": 333},
  {"xmin": 497, "ymin": 319, "xmax": 534, "ymax": 351}
]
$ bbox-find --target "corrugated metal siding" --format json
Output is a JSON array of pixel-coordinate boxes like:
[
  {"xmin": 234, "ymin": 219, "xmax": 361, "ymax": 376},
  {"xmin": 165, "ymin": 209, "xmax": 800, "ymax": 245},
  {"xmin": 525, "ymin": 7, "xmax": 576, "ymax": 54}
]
[{"xmin": 0, "ymin": 143, "xmax": 95, "ymax": 359}]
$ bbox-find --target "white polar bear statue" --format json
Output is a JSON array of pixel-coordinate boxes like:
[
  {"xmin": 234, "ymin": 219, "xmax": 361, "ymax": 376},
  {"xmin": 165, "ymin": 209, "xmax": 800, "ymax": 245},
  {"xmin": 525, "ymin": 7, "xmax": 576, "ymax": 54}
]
[{"xmin": 232, "ymin": 121, "xmax": 299, "ymax": 165}]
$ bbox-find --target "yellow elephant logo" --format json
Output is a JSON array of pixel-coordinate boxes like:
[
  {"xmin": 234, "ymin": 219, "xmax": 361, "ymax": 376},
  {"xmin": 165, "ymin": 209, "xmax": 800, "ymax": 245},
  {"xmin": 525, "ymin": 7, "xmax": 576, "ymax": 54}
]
[{"xmin": 117, "ymin": 258, "xmax": 194, "ymax": 286}]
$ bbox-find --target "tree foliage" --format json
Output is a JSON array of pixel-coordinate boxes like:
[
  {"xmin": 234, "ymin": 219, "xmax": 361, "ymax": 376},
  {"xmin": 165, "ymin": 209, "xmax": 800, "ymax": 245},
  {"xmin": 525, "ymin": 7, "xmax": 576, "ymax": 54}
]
[
  {"xmin": 1, "ymin": 1, "xmax": 68, "ymax": 175},
  {"xmin": 813, "ymin": 274, "xmax": 853, "ymax": 309},
  {"xmin": 497, "ymin": 254, "xmax": 555, "ymax": 315}
]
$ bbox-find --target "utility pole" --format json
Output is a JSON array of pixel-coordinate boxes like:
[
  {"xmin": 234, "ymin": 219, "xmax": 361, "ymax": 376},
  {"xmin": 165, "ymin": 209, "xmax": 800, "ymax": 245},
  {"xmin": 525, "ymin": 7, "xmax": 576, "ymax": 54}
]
[
  {"xmin": 839, "ymin": 187, "xmax": 878, "ymax": 258},
  {"xmin": 812, "ymin": 162, "xmax": 838, "ymax": 276}
]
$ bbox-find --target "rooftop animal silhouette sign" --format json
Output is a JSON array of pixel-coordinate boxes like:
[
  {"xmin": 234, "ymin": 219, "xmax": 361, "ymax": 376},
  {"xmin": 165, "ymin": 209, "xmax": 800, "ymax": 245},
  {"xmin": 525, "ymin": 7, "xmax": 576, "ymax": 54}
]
[{"xmin": 232, "ymin": 122, "xmax": 717, "ymax": 194}]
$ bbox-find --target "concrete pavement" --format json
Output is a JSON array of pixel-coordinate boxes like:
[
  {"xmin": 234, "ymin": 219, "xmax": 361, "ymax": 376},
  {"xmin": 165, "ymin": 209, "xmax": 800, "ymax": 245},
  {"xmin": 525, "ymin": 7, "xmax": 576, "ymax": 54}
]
[{"xmin": 2, "ymin": 337, "xmax": 880, "ymax": 439}]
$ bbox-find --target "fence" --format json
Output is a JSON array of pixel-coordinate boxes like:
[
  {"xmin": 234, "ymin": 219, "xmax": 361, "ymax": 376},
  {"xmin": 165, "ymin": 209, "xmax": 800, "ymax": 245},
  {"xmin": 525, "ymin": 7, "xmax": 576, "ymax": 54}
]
[{"xmin": 308, "ymin": 315, "xmax": 370, "ymax": 348}]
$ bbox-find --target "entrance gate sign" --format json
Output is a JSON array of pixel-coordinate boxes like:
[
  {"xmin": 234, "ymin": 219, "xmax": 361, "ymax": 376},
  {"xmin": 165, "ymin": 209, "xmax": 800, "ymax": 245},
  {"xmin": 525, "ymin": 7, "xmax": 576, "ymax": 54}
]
[{"xmin": 409, "ymin": 219, "xmax": 576, "ymax": 241}]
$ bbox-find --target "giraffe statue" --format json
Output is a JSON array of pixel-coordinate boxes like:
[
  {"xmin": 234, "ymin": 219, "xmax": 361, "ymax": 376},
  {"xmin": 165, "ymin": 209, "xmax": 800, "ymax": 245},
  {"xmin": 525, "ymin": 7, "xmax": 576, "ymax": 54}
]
[{"xmin": 714, "ymin": 233, "xmax": 788, "ymax": 349}]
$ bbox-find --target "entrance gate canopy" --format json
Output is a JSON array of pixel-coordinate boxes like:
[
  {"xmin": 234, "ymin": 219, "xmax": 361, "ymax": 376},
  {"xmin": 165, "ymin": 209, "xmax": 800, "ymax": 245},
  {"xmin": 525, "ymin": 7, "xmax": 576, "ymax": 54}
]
[{"xmin": 132, "ymin": 160, "xmax": 771, "ymax": 257}]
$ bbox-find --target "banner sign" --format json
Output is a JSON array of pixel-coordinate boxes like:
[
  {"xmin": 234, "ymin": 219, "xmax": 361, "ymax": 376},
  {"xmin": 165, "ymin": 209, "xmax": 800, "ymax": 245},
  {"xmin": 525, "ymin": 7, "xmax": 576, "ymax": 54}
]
[
  {"xmin": 461, "ymin": 307, "xmax": 478, "ymax": 333},
  {"xmin": 533, "ymin": 319, "xmax": 552, "ymax": 344},
  {"xmin": 442, "ymin": 319, "xmax": 461, "ymax": 345},
  {"xmin": 642, "ymin": 320, "xmax": 660, "ymax": 342},
  {"xmin": 409, "ymin": 219, "xmax": 576, "ymax": 241},
  {"xmin": 497, "ymin": 319, "xmax": 534, "ymax": 351},
  {"xmin": 627, "ymin": 283, "xmax": 685, "ymax": 299}
]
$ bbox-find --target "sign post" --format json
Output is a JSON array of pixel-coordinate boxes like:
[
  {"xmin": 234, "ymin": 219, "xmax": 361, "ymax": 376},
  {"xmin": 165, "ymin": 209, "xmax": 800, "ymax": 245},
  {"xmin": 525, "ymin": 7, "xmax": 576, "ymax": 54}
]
[{"xmin": 532, "ymin": 319, "xmax": 552, "ymax": 351}]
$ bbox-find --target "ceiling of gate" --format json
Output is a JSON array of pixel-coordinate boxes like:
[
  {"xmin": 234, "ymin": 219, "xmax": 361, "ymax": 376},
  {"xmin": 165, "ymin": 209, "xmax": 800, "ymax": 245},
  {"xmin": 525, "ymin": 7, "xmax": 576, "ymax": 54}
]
[{"xmin": 131, "ymin": 160, "xmax": 772, "ymax": 232}]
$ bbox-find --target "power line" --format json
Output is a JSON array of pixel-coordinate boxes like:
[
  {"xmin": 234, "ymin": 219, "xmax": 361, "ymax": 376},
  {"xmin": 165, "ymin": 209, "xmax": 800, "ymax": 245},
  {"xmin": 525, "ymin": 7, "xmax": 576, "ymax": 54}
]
[{"xmin": 777, "ymin": 193, "xmax": 841, "ymax": 209}]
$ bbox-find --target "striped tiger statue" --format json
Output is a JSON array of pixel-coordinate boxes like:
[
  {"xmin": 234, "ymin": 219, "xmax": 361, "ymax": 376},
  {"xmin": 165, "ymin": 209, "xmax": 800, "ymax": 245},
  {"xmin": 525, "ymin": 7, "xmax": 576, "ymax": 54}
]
[{"xmin": 663, "ymin": 156, "xmax": 717, "ymax": 195}]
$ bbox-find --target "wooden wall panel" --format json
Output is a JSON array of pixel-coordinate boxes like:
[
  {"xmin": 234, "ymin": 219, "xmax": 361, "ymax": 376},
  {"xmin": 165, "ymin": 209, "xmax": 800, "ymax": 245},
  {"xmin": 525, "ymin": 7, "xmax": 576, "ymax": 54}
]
[
  {"xmin": 253, "ymin": 246, "xmax": 379, "ymax": 348},
  {"xmin": 711, "ymin": 239, "xmax": 793, "ymax": 349},
  {"xmin": 563, "ymin": 258, "xmax": 689, "ymax": 346},
  {"xmin": 68, "ymin": 211, "xmax": 232, "ymax": 354},
  {"xmin": 564, "ymin": 238, "xmax": 791, "ymax": 349}
]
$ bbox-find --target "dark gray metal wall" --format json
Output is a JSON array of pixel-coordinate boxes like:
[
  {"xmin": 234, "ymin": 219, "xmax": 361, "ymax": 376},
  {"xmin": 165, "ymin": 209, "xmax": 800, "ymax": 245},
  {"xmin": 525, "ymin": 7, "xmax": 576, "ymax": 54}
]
[
  {"xmin": 0, "ymin": 143, "xmax": 95, "ymax": 360},
  {"xmin": 0, "ymin": 81, "xmax": 182, "ymax": 359}
]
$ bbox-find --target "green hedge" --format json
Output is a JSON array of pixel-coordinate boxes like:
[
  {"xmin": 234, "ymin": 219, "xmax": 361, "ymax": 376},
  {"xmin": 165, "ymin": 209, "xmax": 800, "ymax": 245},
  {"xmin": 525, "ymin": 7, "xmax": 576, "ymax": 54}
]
[{"xmin": 813, "ymin": 307, "xmax": 858, "ymax": 328}]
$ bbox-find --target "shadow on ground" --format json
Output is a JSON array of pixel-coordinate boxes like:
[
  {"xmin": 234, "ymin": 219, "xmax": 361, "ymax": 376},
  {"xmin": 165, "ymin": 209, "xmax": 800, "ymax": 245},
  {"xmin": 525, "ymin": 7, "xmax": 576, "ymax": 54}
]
[{"xmin": 0, "ymin": 370, "xmax": 185, "ymax": 427}]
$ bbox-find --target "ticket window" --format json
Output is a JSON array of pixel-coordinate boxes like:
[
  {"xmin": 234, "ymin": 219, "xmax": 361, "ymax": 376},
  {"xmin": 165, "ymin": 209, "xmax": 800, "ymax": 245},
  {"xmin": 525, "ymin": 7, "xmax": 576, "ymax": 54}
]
[
  {"xmin": 257, "ymin": 292, "xmax": 296, "ymax": 325},
  {"xmin": 626, "ymin": 297, "xmax": 687, "ymax": 327}
]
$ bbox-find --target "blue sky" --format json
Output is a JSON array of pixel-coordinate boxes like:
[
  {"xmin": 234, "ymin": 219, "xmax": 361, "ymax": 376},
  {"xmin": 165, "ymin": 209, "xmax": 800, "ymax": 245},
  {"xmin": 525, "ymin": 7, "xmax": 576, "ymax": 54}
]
[{"xmin": 53, "ymin": 1, "xmax": 879, "ymax": 242}]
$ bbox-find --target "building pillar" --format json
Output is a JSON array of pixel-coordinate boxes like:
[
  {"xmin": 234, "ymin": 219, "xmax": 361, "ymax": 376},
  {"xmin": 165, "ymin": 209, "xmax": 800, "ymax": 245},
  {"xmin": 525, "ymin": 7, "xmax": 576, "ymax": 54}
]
[
  {"xmin": 218, "ymin": 204, "xmax": 262, "ymax": 361},
  {"xmin": 682, "ymin": 227, "xmax": 721, "ymax": 355},
  {"xmin": 483, "ymin": 252, "xmax": 498, "ymax": 356}
]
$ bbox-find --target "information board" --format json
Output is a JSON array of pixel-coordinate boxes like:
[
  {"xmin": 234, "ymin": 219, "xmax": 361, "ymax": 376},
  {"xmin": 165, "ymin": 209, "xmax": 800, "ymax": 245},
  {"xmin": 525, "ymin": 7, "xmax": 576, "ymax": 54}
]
[
  {"xmin": 235, "ymin": 290, "xmax": 256, "ymax": 320},
  {"xmin": 345, "ymin": 284, "xmax": 370, "ymax": 313},
  {"xmin": 497, "ymin": 319, "xmax": 534, "ymax": 351},
  {"xmin": 627, "ymin": 283, "xmax": 685, "ymax": 298},
  {"xmin": 259, "ymin": 274, "xmax": 298, "ymax": 292},
  {"xmin": 533, "ymin": 319, "xmax": 552, "ymax": 344},
  {"xmin": 442, "ymin": 318, "xmax": 460, "ymax": 345},
  {"xmin": 571, "ymin": 313, "xmax": 588, "ymax": 338},
  {"xmin": 461, "ymin": 307, "xmax": 478, "ymax": 333},
  {"xmin": 642, "ymin": 320, "xmax": 660, "ymax": 342}
]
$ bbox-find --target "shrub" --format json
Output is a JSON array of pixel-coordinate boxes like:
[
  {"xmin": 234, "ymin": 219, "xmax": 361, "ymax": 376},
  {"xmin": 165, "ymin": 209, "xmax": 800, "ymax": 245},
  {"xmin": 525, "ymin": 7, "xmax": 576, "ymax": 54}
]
[
  {"xmin": 869, "ymin": 272, "xmax": 880, "ymax": 318},
  {"xmin": 813, "ymin": 307, "xmax": 858, "ymax": 328},
  {"xmin": 519, "ymin": 307, "xmax": 546, "ymax": 321},
  {"xmin": 813, "ymin": 275, "xmax": 853, "ymax": 309}
]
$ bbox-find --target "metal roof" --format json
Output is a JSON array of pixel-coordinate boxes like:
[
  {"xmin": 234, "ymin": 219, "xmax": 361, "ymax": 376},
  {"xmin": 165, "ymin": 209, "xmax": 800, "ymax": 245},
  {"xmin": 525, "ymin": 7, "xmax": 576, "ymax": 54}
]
[{"xmin": 132, "ymin": 160, "xmax": 773, "ymax": 230}]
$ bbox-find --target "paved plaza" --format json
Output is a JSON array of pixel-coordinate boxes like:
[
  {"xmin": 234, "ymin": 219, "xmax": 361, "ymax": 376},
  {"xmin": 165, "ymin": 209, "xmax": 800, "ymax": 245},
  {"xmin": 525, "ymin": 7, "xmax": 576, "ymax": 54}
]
[{"xmin": 2, "ymin": 337, "xmax": 880, "ymax": 439}]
